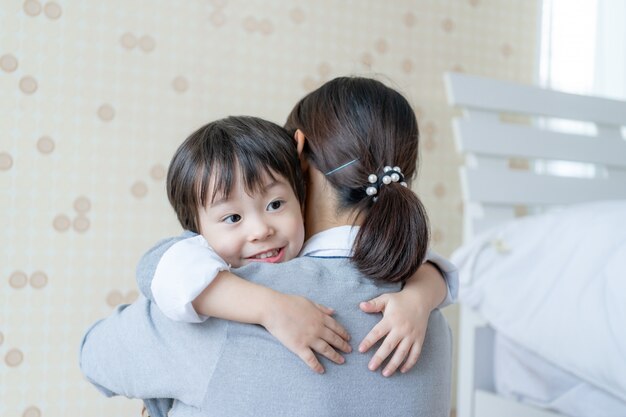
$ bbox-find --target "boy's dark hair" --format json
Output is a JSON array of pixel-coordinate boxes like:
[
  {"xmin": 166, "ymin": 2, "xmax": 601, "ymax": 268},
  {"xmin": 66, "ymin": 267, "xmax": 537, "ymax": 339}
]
[
  {"xmin": 167, "ymin": 116, "xmax": 305, "ymax": 233},
  {"xmin": 285, "ymin": 76, "xmax": 429, "ymax": 283}
]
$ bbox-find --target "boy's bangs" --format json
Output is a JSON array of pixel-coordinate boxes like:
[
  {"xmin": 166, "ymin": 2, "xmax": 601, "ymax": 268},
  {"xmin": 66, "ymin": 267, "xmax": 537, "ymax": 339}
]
[{"xmin": 199, "ymin": 155, "xmax": 279, "ymax": 206}]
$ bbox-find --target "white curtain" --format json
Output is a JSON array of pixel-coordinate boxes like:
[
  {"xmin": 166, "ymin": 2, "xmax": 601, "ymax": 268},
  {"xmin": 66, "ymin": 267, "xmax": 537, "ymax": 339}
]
[{"xmin": 540, "ymin": 0, "xmax": 626, "ymax": 100}]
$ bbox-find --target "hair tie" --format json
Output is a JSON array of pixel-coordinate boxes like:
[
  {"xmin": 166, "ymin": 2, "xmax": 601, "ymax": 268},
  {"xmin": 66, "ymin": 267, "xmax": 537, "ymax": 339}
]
[{"xmin": 365, "ymin": 166, "xmax": 407, "ymax": 201}]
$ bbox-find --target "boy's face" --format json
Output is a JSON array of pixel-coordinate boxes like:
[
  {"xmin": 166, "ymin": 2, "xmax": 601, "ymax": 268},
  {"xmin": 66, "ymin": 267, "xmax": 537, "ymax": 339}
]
[{"xmin": 197, "ymin": 171, "xmax": 305, "ymax": 268}]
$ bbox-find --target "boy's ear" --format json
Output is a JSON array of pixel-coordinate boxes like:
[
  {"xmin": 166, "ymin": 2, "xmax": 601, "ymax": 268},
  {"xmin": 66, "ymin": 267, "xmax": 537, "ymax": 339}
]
[{"xmin": 294, "ymin": 129, "xmax": 306, "ymax": 156}]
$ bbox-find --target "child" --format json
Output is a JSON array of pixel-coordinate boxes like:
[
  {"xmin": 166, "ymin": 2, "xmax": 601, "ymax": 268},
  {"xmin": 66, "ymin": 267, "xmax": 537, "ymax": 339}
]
[{"xmin": 147, "ymin": 115, "xmax": 352, "ymax": 372}]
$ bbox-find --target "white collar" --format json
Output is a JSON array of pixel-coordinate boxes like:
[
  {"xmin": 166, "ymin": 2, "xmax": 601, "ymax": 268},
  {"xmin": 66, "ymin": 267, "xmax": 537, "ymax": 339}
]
[{"xmin": 300, "ymin": 225, "xmax": 359, "ymax": 257}]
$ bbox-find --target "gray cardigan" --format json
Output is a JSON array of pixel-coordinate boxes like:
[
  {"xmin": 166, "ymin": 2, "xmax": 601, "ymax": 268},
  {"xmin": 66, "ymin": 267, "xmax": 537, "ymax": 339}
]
[{"xmin": 80, "ymin": 255, "xmax": 452, "ymax": 417}]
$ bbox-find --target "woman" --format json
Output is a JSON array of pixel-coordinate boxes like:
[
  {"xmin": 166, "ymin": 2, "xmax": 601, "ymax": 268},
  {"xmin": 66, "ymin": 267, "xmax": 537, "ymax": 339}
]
[{"xmin": 80, "ymin": 77, "xmax": 455, "ymax": 417}]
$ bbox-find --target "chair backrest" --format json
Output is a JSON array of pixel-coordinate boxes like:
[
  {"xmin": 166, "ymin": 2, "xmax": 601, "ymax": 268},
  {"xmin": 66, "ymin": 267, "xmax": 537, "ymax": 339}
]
[{"xmin": 445, "ymin": 72, "xmax": 626, "ymax": 241}]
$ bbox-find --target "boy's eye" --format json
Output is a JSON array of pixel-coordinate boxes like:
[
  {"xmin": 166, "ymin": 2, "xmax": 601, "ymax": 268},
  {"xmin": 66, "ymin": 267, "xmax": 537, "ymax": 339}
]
[
  {"xmin": 223, "ymin": 214, "xmax": 242, "ymax": 224},
  {"xmin": 267, "ymin": 200, "xmax": 284, "ymax": 211}
]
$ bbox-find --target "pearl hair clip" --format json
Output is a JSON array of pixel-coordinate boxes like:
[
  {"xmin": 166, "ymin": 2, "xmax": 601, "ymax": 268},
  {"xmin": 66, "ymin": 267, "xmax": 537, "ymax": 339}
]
[{"xmin": 366, "ymin": 166, "xmax": 407, "ymax": 200}]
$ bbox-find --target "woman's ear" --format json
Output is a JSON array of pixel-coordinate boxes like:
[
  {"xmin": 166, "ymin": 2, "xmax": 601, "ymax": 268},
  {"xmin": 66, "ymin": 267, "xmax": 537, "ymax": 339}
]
[
  {"xmin": 294, "ymin": 129, "xmax": 306, "ymax": 156},
  {"xmin": 294, "ymin": 129, "xmax": 309, "ymax": 171}
]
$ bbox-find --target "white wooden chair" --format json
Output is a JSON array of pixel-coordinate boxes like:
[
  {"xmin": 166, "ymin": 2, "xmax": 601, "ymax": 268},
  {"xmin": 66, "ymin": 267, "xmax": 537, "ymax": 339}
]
[{"xmin": 444, "ymin": 72, "xmax": 626, "ymax": 417}]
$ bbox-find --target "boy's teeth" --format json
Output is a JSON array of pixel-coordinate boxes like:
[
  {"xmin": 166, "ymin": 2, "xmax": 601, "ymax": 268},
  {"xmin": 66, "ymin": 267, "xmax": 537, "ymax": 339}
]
[{"xmin": 254, "ymin": 249, "xmax": 278, "ymax": 259}]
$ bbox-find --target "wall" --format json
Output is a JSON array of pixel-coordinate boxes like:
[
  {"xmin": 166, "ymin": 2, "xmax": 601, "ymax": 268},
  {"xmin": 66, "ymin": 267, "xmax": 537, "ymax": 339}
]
[{"xmin": 0, "ymin": 0, "xmax": 538, "ymax": 415}]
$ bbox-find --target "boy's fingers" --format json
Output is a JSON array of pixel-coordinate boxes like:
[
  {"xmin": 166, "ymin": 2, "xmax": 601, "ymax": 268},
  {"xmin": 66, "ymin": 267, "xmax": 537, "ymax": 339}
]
[
  {"xmin": 382, "ymin": 338, "xmax": 412, "ymax": 377},
  {"xmin": 312, "ymin": 340, "xmax": 345, "ymax": 365},
  {"xmin": 358, "ymin": 321, "xmax": 389, "ymax": 353},
  {"xmin": 359, "ymin": 295, "xmax": 387, "ymax": 313},
  {"xmin": 322, "ymin": 328, "xmax": 352, "ymax": 353},
  {"xmin": 315, "ymin": 303, "xmax": 334, "ymax": 315},
  {"xmin": 400, "ymin": 342, "xmax": 423, "ymax": 373},
  {"xmin": 368, "ymin": 331, "xmax": 400, "ymax": 372},
  {"xmin": 323, "ymin": 315, "xmax": 350, "ymax": 341},
  {"xmin": 299, "ymin": 348, "xmax": 324, "ymax": 374}
]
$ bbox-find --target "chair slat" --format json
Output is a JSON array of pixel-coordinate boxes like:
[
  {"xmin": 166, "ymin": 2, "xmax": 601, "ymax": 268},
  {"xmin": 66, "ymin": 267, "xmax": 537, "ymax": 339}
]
[{"xmin": 445, "ymin": 72, "xmax": 626, "ymax": 126}]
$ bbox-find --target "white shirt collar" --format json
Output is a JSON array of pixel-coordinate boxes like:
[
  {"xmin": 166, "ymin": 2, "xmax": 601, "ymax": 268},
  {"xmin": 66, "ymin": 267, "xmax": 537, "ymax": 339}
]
[{"xmin": 300, "ymin": 225, "xmax": 359, "ymax": 257}]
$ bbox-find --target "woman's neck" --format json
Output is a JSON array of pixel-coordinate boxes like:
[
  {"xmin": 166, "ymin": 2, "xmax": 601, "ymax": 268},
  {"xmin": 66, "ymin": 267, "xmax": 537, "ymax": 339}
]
[{"xmin": 304, "ymin": 167, "xmax": 362, "ymax": 239}]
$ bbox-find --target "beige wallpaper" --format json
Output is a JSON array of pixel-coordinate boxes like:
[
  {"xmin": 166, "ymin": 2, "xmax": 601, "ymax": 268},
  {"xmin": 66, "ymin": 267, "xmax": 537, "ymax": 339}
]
[{"xmin": 0, "ymin": 0, "xmax": 538, "ymax": 415}]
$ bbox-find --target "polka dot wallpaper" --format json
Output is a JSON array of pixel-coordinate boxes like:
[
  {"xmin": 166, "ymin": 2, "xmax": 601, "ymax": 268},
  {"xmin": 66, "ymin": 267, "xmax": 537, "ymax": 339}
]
[{"xmin": 0, "ymin": 0, "xmax": 539, "ymax": 415}]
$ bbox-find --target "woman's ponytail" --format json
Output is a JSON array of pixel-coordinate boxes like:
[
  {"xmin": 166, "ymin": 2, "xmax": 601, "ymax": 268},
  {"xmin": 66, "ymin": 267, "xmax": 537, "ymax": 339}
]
[{"xmin": 352, "ymin": 183, "xmax": 429, "ymax": 283}]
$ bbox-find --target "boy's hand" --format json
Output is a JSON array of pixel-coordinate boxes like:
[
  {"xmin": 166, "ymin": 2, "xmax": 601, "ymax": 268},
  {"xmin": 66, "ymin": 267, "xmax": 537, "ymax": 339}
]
[
  {"xmin": 358, "ymin": 291, "xmax": 429, "ymax": 377},
  {"xmin": 262, "ymin": 293, "xmax": 351, "ymax": 374}
]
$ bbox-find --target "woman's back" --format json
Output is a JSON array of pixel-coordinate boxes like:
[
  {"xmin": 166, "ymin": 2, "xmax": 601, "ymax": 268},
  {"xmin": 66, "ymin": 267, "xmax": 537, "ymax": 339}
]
[{"xmin": 173, "ymin": 257, "xmax": 452, "ymax": 417}]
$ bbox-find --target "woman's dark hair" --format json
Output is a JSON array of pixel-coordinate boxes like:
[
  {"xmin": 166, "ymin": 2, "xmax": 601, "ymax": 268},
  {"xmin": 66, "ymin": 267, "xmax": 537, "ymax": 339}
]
[
  {"xmin": 167, "ymin": 116, "xmax": 305, "ymax": 233},
  {"xmin": 285, "ymin": 77, "xmax": 429, "ymax": 283}
]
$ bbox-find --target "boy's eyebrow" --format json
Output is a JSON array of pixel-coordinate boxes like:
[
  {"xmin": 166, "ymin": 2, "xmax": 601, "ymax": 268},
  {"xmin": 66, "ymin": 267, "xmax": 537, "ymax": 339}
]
[{"xmin": 208, "ymin": 179, "xmax": 285, "ymax": 207}]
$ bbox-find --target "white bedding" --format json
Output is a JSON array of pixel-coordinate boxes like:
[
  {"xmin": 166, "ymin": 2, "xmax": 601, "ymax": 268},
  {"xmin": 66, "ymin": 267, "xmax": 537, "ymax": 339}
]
[
  {"xmin": 452, "ymin": 200, "xmax": 626, "ymax": 404},
  {"xmin": 494, "ymin": 332, "xmax": 626, "ymax": 416}
]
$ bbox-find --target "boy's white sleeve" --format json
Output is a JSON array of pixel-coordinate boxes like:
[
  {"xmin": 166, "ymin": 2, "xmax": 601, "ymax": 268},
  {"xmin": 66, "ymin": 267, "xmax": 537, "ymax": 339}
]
[
  {"xmin": 424, "ymin": 250, "xmax": 458, "ymax": 309},
  {"xmin": 151, "ymin": 234, "xmax": 230, "ymax": 323}
]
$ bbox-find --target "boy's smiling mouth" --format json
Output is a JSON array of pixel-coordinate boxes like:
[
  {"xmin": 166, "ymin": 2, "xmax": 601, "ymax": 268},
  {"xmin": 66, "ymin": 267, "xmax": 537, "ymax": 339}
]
[{"xmin": 247, "ymin": 247, "xmax": 286, "ymax": 263}]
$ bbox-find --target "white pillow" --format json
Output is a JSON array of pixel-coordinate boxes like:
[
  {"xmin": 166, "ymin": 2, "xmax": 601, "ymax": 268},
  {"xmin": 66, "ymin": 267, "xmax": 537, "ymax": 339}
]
[{"xmin": 452, "ymin": 200, "xmax": 626, "ymax": 403}]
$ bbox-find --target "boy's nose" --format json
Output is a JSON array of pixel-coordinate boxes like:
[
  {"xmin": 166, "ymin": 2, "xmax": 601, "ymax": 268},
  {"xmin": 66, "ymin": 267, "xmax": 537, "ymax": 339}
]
[{"xmin": 248, "ymin": 219, "xmax": 274, "ymax": 241}]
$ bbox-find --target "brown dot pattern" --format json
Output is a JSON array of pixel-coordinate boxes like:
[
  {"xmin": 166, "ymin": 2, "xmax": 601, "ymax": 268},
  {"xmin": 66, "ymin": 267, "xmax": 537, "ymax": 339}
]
[
  {"xmin": 5, "ymin": 348, "xmax": 24, "ymax": 367},
  {"xmin": 36, "ymin": 136, "xmax": 55, "ymax": 154},
  {"xmin": 290, "ymin": 8, "xmax": 305, "ymax": 24},
  {"xmin": 138, "ymin": 35, "xmax": 156, "ymax": 52},
  {"xmin": 172, "ymin": 76, "xmax": 189, "ymax": 93},
  {"xmin": 43, "ymin": 2, "xmax": 62, "ymax": 19},
  {"xmin": 19, "ymin": 76, "xmax": 38, "ymax": 94},
  {"xmin": 514, "ymin": 205, "xmax": 529, "ymax": 217},
  {"xmin": 106, "ymin": 290, "xmax": 123, "ymax": 306},
  {"xmin": 317, "ymin": 62, "xmax": 331, "ymax": 78},
  {"xmin": 404, "ymin": 12, "xmax": 416, "ymax": 27},
  {"xmin": 375, "ymin": 39, "xmax": 388, "ymax": 54},
  {"xmin": 23, "ymin": 406, "xmax": 41, "ymax": 417},
  {"xmin": 0, "ymin": 152, "xmax": 13, "ymax": 170},
  {"xmin": 1, "ymin": 54, "xmax": 18, "ymax": 72},
  {"xmin": 53, "ymin": 214, "xmax": 71, "ymax": 232},
  {"xmin": 402, "ymin": 59, "xmax": 413, "ymax": 74},
  {"xmin": 106, "ymin": 290, "xmax": 138, "ymax": 306},
  {"xmin": 509, "ymin": 158, "xmax": 529, "ymax": 170},
  {"xmin": 30, "ymin": 271, "xmax": 48, "ymax": 289},
  {"xmin": 9, "ymin": 271, "xmax": 28, "ymax": 289},
  {"xmin": 501, "ymin": 43, "xmax": 512, "ymax": 57},
  {"xmin": 469, "ymin": 0, "xmax": 480, "ymax": 6},
  {"xmin": 131, "ymin": 181, "xmax": 148, "ymax": 198},
  {"xmin": 360, "ymin": 52, "xmax": 373, "ymax": 68},
  {"xmin": 97, "ymin": 104, "xmax": 115, "ymax": 122},
  {"xmin": 433, "ymin": 183, "xmax": 446, "ymax": 198},
  {"xmin": 259, "ymin": 19, "xmax": 274, "ymax": 35},
  {"xmin": 150, "ymin": 164, "xmax": 166, "ymax": 180},
  {"xmin": 423, "ymin": 121, "xmax": 437, "ymax": 136},
  {"xmin": 243, "ymin": 17, "xmax": 273, "ymax": 35},
  {"xmin": 423, "ymin": 137, "xmax": 436, "ymax": 152},
  {"xmin": 73, "ymin": 215, "xmax": 90, "ymax": 233},
  {"xmin": 120, "ymin": 33, "xmax": 137, "ymax": 49},
  {"xmin": 23, "ymin": 0, "xmax": 42, "ymax": 16},
  {"xmin": 73, "ymin": 196, "xmax": 91, "ymax": 213},
  {"xmin": 442, "ymin": 18, "xmax": 454, "ymax": 33},
  {"xmin": 432, "ymin": 228, "xmax": 444, "ymax": 244},
  {"xmin": 301, "ymin": 76, "xmax": 317, "ymax": 92},
  {"xmin": 210, "ymin": 11, "xmax": 226, "ymax": 27},
  {"xmin": 452, "ymin": 64, "xmax": 464, "ymax": 73}
]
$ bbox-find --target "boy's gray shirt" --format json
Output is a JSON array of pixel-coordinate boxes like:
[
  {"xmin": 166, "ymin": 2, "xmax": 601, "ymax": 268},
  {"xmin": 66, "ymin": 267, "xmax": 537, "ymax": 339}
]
[{"xmin": 81, "ymin": 255, "xmax": 452, "ymax": 417}]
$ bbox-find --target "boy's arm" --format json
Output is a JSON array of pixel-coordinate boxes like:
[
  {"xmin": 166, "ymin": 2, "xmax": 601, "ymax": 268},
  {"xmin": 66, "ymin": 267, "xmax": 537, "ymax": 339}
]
[
  {"xmin": 357, "ymin": 251, "xmax": 458, "ymax": 376},
  {"xmin": 140, "ymin": 233, "xmax": 353, "ymax": 373},
  {"xmin": 136, "ymin": 230, "xmax": 198, "ymax": 301}
]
